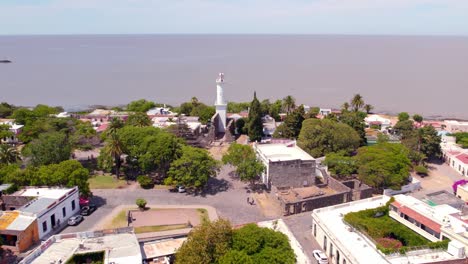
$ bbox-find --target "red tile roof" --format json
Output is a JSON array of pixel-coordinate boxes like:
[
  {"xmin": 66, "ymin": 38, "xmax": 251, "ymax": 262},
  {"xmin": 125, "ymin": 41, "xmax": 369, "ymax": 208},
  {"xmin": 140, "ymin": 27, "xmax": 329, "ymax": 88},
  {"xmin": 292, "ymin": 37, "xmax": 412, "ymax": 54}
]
[
  {"xmin": 448, "ymin": 151, "xmax": 461, "ymax": 156},
  {"xmin": 456, "ymin": 154, "xmax": 468, "ymax": 165},
  {"xmin": 392, "ymin": 202, "xmax": 441, "ymax": 233}
]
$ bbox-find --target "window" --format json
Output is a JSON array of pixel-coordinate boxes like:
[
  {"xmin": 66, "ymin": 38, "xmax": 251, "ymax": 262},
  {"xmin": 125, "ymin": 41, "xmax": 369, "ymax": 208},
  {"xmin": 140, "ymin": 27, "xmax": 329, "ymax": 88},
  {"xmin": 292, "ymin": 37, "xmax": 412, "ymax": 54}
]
[
  {"xmin": 42, "ymin": 221, "xmax": 47, "ymax": 232},
  {"xmin": 336, "ymin": 250, "xmax": 340, "ymax": 264},
  {"xmin": 62, "ymin": 207, "xmax": 66, "ymax": 217},
  {"xmin": 313, "ymin": 224, "xmax": 317, "ymax": 237},
  {"xmin": 72, "ymin": 200, "xmax": 76, "ymax": 211},
  {"xmin": 343, "ymin": 259, "xmax": 346, "ymax": 264},
  {"xmin": 330, "ymin": 243, "xmax": 333, "ymax": 257},
  {"xmin": 323, "ymin": 236, "xmax": 327, "ymax": 251}
]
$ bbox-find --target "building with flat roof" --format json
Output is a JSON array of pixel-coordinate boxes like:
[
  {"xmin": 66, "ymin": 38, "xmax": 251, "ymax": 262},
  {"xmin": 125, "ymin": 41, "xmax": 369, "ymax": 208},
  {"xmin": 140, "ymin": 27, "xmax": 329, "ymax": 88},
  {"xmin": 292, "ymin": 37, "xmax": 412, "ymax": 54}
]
[
  {"xmin": 14, "ymin": 187, "xmax": 80, "ymax": 239},
  {"xmin": 254, "ymin": 141, "xmax": 316, "ymax": 189},
  {"xmin": 0, "ymin": 211, "xmax": 38, "ymax": 252},
  {"xmin": 21, "ymin": 227, "xmax": 141, "ymax": 264},
  {"xmin": 445, "ymin": 120, "xmax": 468, "ymax": 133},
  {"xmin": 311, "ymin": 196, "xmax": 463, "ymax": 264}
]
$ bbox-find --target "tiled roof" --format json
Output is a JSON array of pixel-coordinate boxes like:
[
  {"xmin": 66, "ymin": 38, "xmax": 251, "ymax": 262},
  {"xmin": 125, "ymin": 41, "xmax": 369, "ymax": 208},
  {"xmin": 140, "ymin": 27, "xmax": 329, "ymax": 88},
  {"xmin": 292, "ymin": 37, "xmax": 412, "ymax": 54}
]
[
  {"xmin": 393, "ymin": 202, "xmax": 441, "ymax": 233},
  {"xmin": 456, "ymin": 154, "xmax": 468, "ymax": 165}
]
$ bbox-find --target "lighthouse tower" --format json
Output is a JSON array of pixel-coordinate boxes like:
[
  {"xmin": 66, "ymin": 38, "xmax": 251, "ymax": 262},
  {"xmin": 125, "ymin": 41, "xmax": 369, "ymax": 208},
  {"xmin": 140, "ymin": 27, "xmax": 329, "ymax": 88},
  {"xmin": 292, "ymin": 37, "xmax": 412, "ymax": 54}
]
[{"xmin": 215, "ymin": 73, "xmax": 227, "ymax": 133}]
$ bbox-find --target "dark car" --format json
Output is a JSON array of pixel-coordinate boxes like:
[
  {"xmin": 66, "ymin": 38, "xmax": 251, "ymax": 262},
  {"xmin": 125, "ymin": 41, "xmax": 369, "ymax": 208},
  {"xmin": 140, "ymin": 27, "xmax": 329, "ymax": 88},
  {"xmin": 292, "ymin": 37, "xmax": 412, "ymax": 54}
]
[
  {"xmin": 67, "ymin": 215, "xmax": 84, "ymax": 226},
  {"xmin": 80, "ymin": 204, "xmax": 97, "ymax": 216}
]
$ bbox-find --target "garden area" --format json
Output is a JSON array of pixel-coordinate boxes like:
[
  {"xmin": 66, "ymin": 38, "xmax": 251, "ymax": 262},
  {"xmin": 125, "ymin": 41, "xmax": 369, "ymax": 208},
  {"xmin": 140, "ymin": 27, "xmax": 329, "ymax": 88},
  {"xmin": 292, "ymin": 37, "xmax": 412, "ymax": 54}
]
[
  {"xmin": 344, "ymin": 200, "xmax": 448, "ymax": 254},
  {"xmin": 105, "ymin": 203, "xmax": 210, "ymax": 234},
  {"xmin": 88, "ymin": 175, "xmax": 127, "ymax": 189},
  {"xmin": 65, "ymin": 251, "xmax": 104, "ymax": 264}
]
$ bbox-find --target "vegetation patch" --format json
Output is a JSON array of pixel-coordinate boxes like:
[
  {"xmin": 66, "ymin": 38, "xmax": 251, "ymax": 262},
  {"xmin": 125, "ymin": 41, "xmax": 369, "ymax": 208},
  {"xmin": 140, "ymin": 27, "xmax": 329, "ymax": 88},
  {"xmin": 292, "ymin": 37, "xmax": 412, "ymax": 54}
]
[
  {"xmin": 66, "ymin": 251, "xmax": 104, "ymax": 264},
  {"xmin": 197, "ymin": 208, "xmax": 210, "ymax": 224},
  {"xmin": 344, "ymin": 201, "xmax": 449, "ymax": 255},
  {"xmin": 134, "ymin": 224, "xmax": 188, "ymax": 234},
  {"xmin": 88, "ymin": 175, "xmax": 126, "ymax": 189}
]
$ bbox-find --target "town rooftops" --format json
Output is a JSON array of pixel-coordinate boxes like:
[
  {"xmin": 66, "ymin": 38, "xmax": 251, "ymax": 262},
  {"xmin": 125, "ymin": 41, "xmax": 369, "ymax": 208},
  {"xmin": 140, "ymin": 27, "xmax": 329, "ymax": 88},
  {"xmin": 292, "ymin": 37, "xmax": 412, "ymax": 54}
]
[
  {"xmin": 0, "ymin": 211, "xmax": 36, "ymax": 232},
  {"xmin": 254, "ymin": 142, "xmax": 314, "ymax": 162},
  {"xmin": 14, "ymin": 187, "xmax": 78, "ymax": 216},
  {"xmin": 141, "ymin": 237, "xmax": 187, "ymax": 260},
  {"xmin": 456, "ymin": 153, "xmax": 468, "ymax": 164}
]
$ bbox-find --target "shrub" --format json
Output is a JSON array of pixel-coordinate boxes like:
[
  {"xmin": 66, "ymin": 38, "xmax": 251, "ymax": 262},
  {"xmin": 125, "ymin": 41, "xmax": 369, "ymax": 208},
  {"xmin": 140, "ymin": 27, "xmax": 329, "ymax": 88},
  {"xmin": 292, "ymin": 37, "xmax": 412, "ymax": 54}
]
[
  {"xmin": 137, "ymin": 175, "xmax": 154, "ymax": 189},
  {"xmin": 415, "ymin": 165, "xmax": 428, "ymax": 176},
  {"xmin": 135, "ymin": 198, "xmax": 147, "ymax": 209},
  {"xmin": 376, "ymin": 238, "xmax": 403, "ymax": 249}
]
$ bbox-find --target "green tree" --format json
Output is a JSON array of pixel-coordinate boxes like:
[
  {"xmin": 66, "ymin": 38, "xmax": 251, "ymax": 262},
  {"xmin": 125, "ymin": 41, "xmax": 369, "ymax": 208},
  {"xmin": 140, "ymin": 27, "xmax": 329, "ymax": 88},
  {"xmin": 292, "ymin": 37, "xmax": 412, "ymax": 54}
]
[
  {"xmin": 175, "ymin": 219, "xmax": 233, "ymax": 264},
  {"xmin": 339, "ymin": 111, "xmax": 367, "ymax": 145},
  {"xmin": 364, "ymin": 104, "xmax": 374, "ymax": 114},
  {"xmin": 23, "ymin": 131, "xmax": 71, "ymax": 166},
  {"xmin": 103, "ymin": 133, "xmax": 123, "ymax": 177},
  {"xmin": 219, "ymin": 250, "xmax": 254, "ymax": 264},
  {"xmin": 351, "ymin": 94, "xmax": 364, "ymax": 112},
  {"xmin": 247, "ymin": 92, "xmax": 264, "ymax": 142},
  {"xmin": 417, "ymin": 125, "xmax": 442, "ymax": 160},
  {"xmin": 126, "ymin": 112, "xmax": 152, "ymax": 127},
  {"xmin": 126, "ymin": 99, "xmax": 156, "ymax": 112},
  {"xmin": 282, "ymin": 95, "xmax": 296, "ymax": 114},
  {"xmin": 355, "ymin": 143, "xmax": 411, "ymax": 191},
  {"xmin": 413, "ymin": 114, "xmax": 423, "ymax": 123},
  {"xmin": 191, "ymin": 105, "xmax": 215, "ymax": 124},
  {"xmin": 0, "ymin": 145, "xmax": 21, "ymax": 165},
  {"xmin": 235, "ymin": 118, "xmax": 247, "ymax": 134},
  {"xmin": 223, "ymin": 143, "xmax": 265, "ymax": 186},
  {"xmin": 323, "ymin": 151, "xmax": 357, "ymax": 178},
  {"xmin": 165, "ymin": 146, "xmax": 219, "ymax": 190},
  {"xmin": 298, "ymin": 119, "xmax": 361, "ymax": 157},
  {"xmin": 135, "ymin": 198, "xmax": 147, "ymax": 209},
  {"xmin": 0, "ymin": 102, "xmax": 15, "ymax": 118},
  {"xmin": 341, "ymin": 102, "xmax": 350, "ymax": 112},
  {"xmin": 227, "ymin": 102, "xmax": 250, "ymax": 113},
  {"xmin": 0, "ymin": 124, "xmax": 13, "ymax": 140},
  {"xmin": 273, "ymin": 105, "xmax": 305, "ymax": 139},
  {"xmin": 398, "ymin": 112, "xmax": 410, "ymax": 122}
]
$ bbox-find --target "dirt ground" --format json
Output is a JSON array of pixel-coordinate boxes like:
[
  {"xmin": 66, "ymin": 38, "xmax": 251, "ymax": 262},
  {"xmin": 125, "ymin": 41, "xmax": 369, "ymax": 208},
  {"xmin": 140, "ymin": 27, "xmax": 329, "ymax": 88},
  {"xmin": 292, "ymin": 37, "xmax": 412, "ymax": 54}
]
[
  {"xmin": 129, "ymin": 208, "xmax": 201, "ymax": 227},
  {"xmin": 208, "ymin": 143, "xmax": 229, "ymax": 160}
]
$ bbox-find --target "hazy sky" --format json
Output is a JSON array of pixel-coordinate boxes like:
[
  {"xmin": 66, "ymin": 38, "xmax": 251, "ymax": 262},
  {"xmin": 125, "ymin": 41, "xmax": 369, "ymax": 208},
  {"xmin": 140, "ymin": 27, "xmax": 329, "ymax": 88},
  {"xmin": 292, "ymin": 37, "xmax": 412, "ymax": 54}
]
[{"xmin": 1, "ymin": 0, "xmax": 468, "ymax": 35}]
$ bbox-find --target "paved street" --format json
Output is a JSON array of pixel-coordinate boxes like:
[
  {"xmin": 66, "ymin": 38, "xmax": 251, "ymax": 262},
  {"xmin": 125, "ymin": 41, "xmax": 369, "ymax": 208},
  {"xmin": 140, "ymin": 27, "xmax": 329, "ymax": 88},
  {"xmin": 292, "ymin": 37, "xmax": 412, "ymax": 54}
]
[
  {"xmin": 283, "ymin": 212, "xmax": 320, "ymax": 260},
  {"xmin": 412, "ymin": 162, "xmax": 464, "ymax": 199}
]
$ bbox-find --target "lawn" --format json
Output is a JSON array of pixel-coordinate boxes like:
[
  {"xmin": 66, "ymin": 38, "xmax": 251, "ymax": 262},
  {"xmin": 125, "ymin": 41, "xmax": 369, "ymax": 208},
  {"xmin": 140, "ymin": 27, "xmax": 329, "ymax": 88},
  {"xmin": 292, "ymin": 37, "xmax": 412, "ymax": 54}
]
[
  {"xmin": 134, "ymin": 224, "xmax": 188, "ymax": 234},
  {"xmin": 344, "ymin": 201, "xmax": 448, "ymax": 254},
  {"xmin": 197, "ymin": 208, "xmax": 210, "ymax": 224},
  {"xmin": 88, "ymin": 175, "xmax": 127, "ymax": 189}
]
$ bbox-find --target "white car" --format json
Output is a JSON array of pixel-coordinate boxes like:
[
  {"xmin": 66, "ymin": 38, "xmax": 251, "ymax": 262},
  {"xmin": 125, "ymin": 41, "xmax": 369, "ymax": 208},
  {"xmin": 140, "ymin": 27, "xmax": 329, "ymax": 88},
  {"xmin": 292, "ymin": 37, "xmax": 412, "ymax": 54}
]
[{"xmin": 312, "ymin": 250, "xmax": 328, "ymax": 264}]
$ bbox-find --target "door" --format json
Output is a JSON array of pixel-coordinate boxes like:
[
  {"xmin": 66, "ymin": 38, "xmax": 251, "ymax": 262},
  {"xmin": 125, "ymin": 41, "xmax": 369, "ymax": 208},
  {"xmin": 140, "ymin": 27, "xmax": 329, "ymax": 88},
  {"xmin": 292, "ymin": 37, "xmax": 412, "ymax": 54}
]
[{"xmin": 50, "ymin": 214, "xmax": 56, "ymax": 227}]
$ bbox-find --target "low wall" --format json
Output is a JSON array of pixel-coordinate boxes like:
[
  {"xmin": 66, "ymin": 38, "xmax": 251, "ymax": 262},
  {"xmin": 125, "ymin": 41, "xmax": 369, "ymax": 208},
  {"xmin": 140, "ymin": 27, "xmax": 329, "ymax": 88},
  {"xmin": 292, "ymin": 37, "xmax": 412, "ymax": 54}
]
[{"xmin": 383, "ymin": 177, "xmax": 421, "ymax": 196}]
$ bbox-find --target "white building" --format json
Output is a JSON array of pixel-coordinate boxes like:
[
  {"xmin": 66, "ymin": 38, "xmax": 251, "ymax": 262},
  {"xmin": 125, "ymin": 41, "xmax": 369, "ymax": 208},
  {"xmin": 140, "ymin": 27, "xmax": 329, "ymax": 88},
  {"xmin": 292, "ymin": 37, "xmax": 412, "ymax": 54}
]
[
  {"xmin": 147, "ymin": 106, "xmax": 175, "ymax": 116},
  {"xmin": 214, "ymin": 73, "xmax": 227, "ymax": 133},
  {"xmin": 364, "ymin": 114, "xmax": 392, "ymax": 131},
  {"xmin": 441, "ymin": 136, "xmax": 468, "ymax": 177},
  {"xmin": 444, "ymin": 120, "xmax": 468, "ymax": 133},
  {"xmin": 15, "ymin": 187, "xmax": 80, "ymax": 239},
  {"xmin": 311, "ymin": 196, "xmax": 463, "ymax": 264},
  {"xmin": 0, "ymin": 120, "xmax": 23, "ymax": 144},
  {"xmin": 21, "ymin": 228, "xmax": 141, "ymax": 264}
]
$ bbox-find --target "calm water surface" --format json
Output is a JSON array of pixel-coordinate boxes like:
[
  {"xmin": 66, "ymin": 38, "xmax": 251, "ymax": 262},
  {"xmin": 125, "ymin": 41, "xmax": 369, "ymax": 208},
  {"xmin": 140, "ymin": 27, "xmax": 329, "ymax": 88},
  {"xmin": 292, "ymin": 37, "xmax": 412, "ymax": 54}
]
[{"xmin": 1, "ymin": 35, "xmax": 467, "ymax": 119}]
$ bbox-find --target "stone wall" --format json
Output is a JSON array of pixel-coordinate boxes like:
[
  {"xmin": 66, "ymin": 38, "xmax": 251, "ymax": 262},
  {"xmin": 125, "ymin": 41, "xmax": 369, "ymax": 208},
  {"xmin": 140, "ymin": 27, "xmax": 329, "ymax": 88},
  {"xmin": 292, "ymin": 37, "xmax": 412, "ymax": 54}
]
[
  {"xmin": 269, "ymin": 159, "xmax": 316, "ymax": 189},
  {"xmin": 341, "ymin": 179, "xmax": 374, "ymax": 200}
]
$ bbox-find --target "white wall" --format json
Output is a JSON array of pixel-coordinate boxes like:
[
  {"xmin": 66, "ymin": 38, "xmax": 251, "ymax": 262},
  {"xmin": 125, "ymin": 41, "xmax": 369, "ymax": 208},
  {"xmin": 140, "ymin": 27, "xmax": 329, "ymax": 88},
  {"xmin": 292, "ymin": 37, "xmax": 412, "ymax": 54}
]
[{"xmin": 37, "ymin": 189, "xmax": 80, "ymax": 239}]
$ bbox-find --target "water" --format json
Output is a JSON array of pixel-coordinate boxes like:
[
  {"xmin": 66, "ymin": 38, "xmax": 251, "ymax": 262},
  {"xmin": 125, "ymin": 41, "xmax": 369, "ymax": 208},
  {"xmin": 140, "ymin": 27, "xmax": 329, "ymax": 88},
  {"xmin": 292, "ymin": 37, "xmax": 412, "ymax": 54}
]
[{"xmin": 1, "ymin": 35, "xmax": 467, "ymax": 119}]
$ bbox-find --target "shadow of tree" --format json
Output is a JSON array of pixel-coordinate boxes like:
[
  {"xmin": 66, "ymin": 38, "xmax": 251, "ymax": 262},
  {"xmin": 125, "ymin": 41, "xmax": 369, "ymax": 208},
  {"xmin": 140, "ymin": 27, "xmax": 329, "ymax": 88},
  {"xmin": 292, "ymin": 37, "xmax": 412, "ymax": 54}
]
[
  {"xmin": 0, "ymin": 248, "xmax": 18, "ymax": 264},
  {"xmin": 200, "ymin": 177, "xmax": 232, "ymax": 197},
  {"xmin": 90, "ymin": 195, "xmax": 107, "ymax": 208}
]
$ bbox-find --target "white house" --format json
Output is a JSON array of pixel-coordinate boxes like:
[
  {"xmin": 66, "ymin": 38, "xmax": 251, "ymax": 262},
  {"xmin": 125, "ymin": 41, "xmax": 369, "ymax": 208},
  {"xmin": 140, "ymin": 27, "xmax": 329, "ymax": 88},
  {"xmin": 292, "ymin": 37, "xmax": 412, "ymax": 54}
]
[
  {"xmin": 441, "ymin": 137, "xmax": 468, "ymax": 177},
  {"xmin": 444, "ymin": 120, "xmax": 468, "ymax": 133},
  {"xmin": 16, "ymin": 187, "xmax": 80, "ymax": 239},
  {"xmin": 0, "ymin": 121, "xmax": 23, "ymax": 144},
  {"xmin": 364, "ymin": 114, "xmax": 391, "ymax": 131}
]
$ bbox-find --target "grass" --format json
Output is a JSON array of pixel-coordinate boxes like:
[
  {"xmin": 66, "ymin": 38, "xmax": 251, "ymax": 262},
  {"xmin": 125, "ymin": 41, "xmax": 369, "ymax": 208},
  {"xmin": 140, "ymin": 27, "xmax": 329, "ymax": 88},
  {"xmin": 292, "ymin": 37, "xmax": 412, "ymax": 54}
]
[
  {"xmin": 197, "ymin": 208, "xmax": 210, "ymax": 224},
  {"xmin": 344, "ymin": 202, "xmax": 449, "ymax": 255},
  {"xmin": 134, "ymin": 224, "xmax": 188, "ymax": 234},
  {"xmin": 88, "ymin": 175, "xmax": 127, "ymax": 189}
]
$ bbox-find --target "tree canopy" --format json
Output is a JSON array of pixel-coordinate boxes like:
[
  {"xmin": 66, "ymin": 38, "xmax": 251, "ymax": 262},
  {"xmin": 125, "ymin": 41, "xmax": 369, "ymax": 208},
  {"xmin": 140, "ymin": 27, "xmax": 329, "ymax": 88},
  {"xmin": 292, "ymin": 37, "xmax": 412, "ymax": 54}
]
[
  {"xmin": 23, "ymin": 131, "xmax": 71, "ymax": 166},
  {"xmin": 175, "ymin": 220, "xmax": 296, "ymax": 264},
  {"xmin": 247, "ymin": 92, "xmax": 264, "ymax": 142},
  {"xmin": 298, "ymin": 119, "xmax": 361, "ymax": 157},
  {"xmin": 126, "ymin": 112, "xmax": 152, "ymax": 127},
  {"xmin": 355, "ymin": 143, "xmax": 411, "ymax": 190},
  {"xmin": 273, "ymin": 105, "xmax": 305, "ymax": 139},
  {"xmin": 222, "ymin": 143, "xmax": 264, "ymax": 186},
  {"xmin": 126, "ymin": 99, "xmax": 156, "ymax": 112},
  {"xmin": 165, "ymin": 146, "xmax": 219, "ymax": 190},
  {"xmin": 323, "ymin": 151, "xmax": 357, "ymax": 179}
]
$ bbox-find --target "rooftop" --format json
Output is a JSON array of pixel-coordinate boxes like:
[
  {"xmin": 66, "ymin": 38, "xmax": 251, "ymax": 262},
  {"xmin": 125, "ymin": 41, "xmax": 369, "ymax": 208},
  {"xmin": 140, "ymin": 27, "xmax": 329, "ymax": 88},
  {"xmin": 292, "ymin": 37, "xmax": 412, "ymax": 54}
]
[
  {"xmin": 141, "ymin": 237, "xmax": 187, "ymax": 259},
  {"xmin": 277, "ymin": 186, "xmax": 335, "ymax": 203},
  {"xmin": 425, "ymin": 190, "xmax": 466, "ymax": 209},
  {"xmin": 456, "ymin": 153, "xmax": 468, "ymax": 165},
  {"xmin": 15, "ymin": 187, "xmax": 75, "ymax": 200},
  {"xmin": 29, "ymin": 230, "xmax": 141, "ymax": 264},
  {"xmin": 0, "ymin": 211, "xmax": 36, "ymax": 231},
  {"xmin": 255, "ymin": 142, "xmax": 314, "ymax": 162}
]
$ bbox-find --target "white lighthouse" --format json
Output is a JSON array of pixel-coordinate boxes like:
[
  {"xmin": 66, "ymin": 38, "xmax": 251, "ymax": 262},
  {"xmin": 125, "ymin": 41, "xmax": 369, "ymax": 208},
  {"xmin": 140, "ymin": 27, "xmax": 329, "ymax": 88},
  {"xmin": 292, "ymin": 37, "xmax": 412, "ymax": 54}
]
[{"xmin": 215, "ymin": 73, "xmax": 227, "ymax": 133}]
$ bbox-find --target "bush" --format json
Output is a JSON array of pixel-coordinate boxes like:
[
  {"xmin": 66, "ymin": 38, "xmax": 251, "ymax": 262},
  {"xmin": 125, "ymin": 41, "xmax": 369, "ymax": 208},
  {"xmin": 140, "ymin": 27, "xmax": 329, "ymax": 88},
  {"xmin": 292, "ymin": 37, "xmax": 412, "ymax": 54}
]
[
  {"xmin": 135, "ymin": 198, "xmax": 147, "ymax": 209},
  {"xmin": 415, "ymin": 165, "xmax": 428, "ymax": 176},
  {"xmin": 137, "ymin": 175, "xmax": 154, "ymax": 189}
]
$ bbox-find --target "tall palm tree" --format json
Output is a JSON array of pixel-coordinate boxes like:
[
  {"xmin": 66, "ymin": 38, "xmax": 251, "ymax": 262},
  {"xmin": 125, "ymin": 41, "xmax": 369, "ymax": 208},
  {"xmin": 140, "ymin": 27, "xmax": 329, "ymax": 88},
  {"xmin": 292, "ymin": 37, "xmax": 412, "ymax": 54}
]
[
  {"xmin": 364, "ymin": 104, "xmax": 374, "ymax": 114},
  {"xmin": 105, "ymin": 134, "xmax": 123, "ymax": 177},
  {"xmin": 351, "ymin": 94, "xmax": 364, "ymax": 112},
  {"xmin": 0, "ymin": 144, "xmax": 21, "ymax": 165},
  {"xmin": 106, "ymin": 117, "xmax": 124, "ymax": 137},
  {"xmin": 341, "ymin": 102, "xmax": 350, "ymax": 112},
  {"xmin": 282, "ymin": 95, "xmax": 296, "ymax": 114}
]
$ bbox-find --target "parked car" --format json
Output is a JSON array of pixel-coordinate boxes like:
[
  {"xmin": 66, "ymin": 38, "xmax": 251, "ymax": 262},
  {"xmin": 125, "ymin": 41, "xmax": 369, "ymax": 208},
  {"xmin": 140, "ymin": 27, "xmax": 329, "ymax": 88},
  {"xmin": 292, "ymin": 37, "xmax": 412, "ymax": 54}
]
[
  {"xmin": 67, "ymin": 215, "xmax": 84, "ymax": 226},
  {"xmin": 80, "ymin": 204, "xmax": 97, "ymax": 216},
  {"xmin": 177, "ymin": 185, "xmax": 186, "ymax": 193},
  {"xmin": 312, "ymin": 250, "xmax": 328, "ymax": 264}
]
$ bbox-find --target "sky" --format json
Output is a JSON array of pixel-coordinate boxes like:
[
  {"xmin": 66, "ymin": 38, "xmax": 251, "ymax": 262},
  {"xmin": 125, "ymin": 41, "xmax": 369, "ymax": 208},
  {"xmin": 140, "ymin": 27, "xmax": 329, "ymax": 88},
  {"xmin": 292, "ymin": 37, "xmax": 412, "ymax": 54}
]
[{"xmin": 1, "ymin": 0, "xmax": 468, "ymax": 35}]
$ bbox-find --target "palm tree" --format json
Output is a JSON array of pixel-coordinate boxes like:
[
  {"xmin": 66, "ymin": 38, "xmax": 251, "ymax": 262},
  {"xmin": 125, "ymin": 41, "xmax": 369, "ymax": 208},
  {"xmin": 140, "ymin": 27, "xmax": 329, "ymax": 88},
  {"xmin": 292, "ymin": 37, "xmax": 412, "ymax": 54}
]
[
  {"xmin": 105, "ymin": 134, "xmax": 123, "ymax": 177},
  {"xmin": 341, "ymin": 102, "xmax": 350, "ymax": 112},
  {"xmin": 191, "ymin": 97, "xmax": 200, "ymax": 107},
  {"xmin": 0, "ymin": 144, "xmax": 21, "ymax": 165},
  {"xmin": 106, "ymin": 117, "xmax": 124, "ymax": 137},
  {"xmin": 364, "ymin": 104, "xmax": 374, "ymax": 114},
  {"xmin": 351, "ymin": 94, "xmax": 364, "ymax": 112},
  {"xmin": 282, "ymin": 95, "xmax": 296, "ymax": 114}
]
